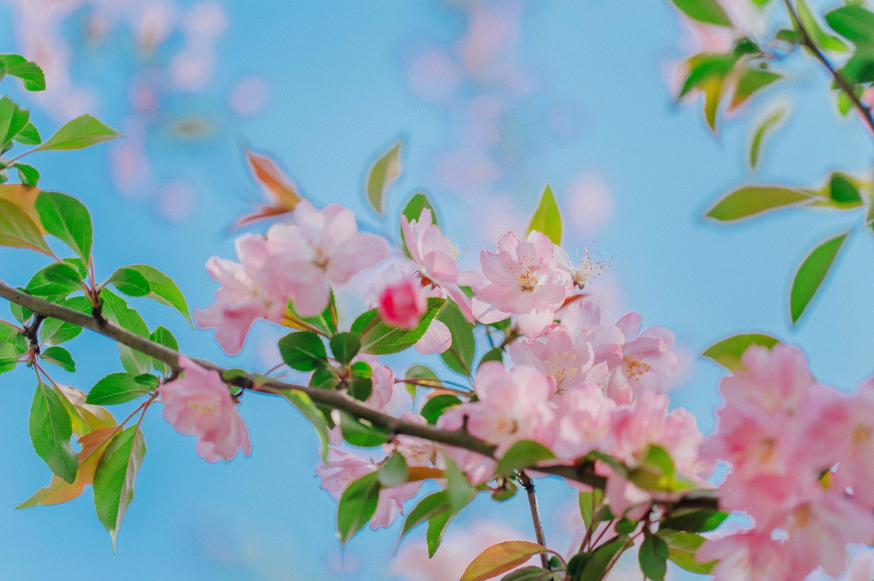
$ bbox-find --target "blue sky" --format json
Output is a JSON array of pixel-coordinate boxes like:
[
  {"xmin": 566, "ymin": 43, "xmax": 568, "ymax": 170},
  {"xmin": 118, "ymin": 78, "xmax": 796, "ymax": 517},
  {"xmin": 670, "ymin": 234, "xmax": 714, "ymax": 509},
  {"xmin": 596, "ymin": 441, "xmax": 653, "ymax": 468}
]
[{"xmin": 1, "ymin": 1, "xmax": 873, "ymax": 579}]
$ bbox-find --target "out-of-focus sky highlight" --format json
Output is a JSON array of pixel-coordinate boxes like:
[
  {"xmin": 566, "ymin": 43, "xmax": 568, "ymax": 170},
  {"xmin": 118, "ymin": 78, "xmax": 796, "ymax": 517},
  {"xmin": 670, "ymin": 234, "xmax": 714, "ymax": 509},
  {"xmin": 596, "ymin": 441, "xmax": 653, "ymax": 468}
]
[{"xmin": 1, "ymin": 1, "xmax": 873, "ymax": 579}]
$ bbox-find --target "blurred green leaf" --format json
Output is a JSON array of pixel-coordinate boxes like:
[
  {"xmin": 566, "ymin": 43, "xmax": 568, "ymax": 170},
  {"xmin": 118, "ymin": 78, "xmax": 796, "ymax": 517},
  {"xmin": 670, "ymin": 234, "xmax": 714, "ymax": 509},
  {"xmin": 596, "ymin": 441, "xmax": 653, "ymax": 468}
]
[
  {"xmin": 667, "ymin": 0, "xmax": 733, "ymax": 27},
  {"xmin": 0, "ymin": 54, "xmax": 45, "ymax": 91},
  {"xmin": 377, "ymin": 452, "xmax": 408, "ymax": 486},
  {"xmin": 705, "ymin": 186, "xmax": 810, "ymax": 221},
  {"xmin": 366, "ymin": 140, "xmax": 402, "ymax": 214},
  {"xmin": 527, "ymin": 184, "xmax": 562, "ymax": 244},
  {"xmin": 790, "ymin": 232, "xmax": 849, "ymax": 323},
  {"xmin": 639, "ymin": 531, "xmax": 670, "ymax": 581},
  {"xmin": 496, "ymin": 440, "xmax": 556, "ymax": 475},
  {"xmin": 825, "ymin": 5, "xmax": 874, "ymax": 47},
  {"xmin": 749, "ymin": 107, "xmax": 786, "ymax": 171},
  {"xmin": 702, "ymin": 333, "xmax": 781, "ymax": 370},
  {"xmin": 797, "ymin": 0, "xmax": 849, "ymax": 52}
]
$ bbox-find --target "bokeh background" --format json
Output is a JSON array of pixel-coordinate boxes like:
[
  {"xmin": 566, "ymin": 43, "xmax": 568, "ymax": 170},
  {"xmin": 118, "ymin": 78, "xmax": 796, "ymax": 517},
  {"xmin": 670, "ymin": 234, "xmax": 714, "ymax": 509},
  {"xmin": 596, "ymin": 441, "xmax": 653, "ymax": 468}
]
[{"xmin": 0, "ymin": 0, "xmax": 872, "ymax": 579}]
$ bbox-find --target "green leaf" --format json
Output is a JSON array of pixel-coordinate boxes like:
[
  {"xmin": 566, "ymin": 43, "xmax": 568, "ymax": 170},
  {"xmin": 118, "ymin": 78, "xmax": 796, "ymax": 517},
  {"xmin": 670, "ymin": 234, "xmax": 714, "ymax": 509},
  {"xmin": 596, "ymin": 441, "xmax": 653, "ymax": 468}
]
[
  {"xmin": 0, "ymin": 198, "xmax": 52, "ymax": 255},
  {"xmin": 348, "ymin": 376, "xmax": 373, "ymax": 401},
  {"xmin": 30, "ymin": 381, "xmax": 77, "ymax": 483},
  {"xmin": 14, "ymin": 163, "xmax": 39, "ymax": 186},
  {"xmin": 668, "ymin": 547, "xmax": 715, "ymax": 575},
  {"xmin": 661, "ymin": 509, "xmax": 729, "ymax": 533},
  {"xmin": 749, "ymin": 107, "xmax": 787, "ymax": 171},
  {"xmin": 825, "ymin": 6, "xmax": 874, "ymax": 48},
  {"xmin": 337, "ymin": 472, "xmax": 381, "ymax": 543},
  {"xmin": 702, "ymin": 333, "xmax": 781, "ymax": 370},
  {"xmin": 402, "ymin": 491, "xmax": 451, "ymax": 537},
  {"xmin": 0, "ymin": 54, "xmax": 45, "ymax": 91},
  {"xmin": 0, "ymin": 340, "xmax": 22, "ymax": 374},
  {"xmin": 437, "ymin": 299, "xmax": 475, "ymax": 376},
  {"xmin": 705, "ymin": 186, "xmax": 810, "ymax": 221},
  {"xmin": 278, "ymin": 331, "xmax": 327, "ymax": 371},
  {"xmin": 421, "ymin": 394, "xmax": 461, "ymax": 424},
  {"xmin": 377, "ymin": 452, "xmax": 409, "ymax": 486},
  {"xmin": 352, "ymin": 297, "xmax": 445, "ymax": 355},
  {"xmin": 660, "ymin": 531, "xmax": 715, "ymax": 574},
  {"xmin": 339, "ymin": 412, "xmax": 389, "ymax": 447},
  {"xmin": 37, "ymin": 114, "xmax": 121, "ymax": 151},
  {"xmin": 86, "ymin": 373, "xmax": 153, "ymax": 406},
  {"xmin": 579, "ymin": 489, "xmax": 604, "ymax": 528},
  {"xmin": 828, "ymin": 172, "xmax": 863, "ymax": 206},
  {"xmin": 496, "ymin": 440, "xmax": 556, "ymax": 475},
  {"xmin": 667, "ymin": 0, "xmax": 733, "ymax": 27},
  {"xmin": 120, "ymin": 265, "xmax": 191, "ymax": 325},
  {"xmin": 366, "ymin": 140, "xmax": 402, "ymax": 214},
  {"xmin": 310, "ymin": 366, "xmax": 340, "ymax": 390},
  {"xmin": 679, "ymin": 53, "xmax": 738, "ymax": 98},
  {"xmin": 527, "ymin": 184, "xmax": 562, "ymax": 244},
  {"xmin": 0, "ymin": 96, "xmax": 31, "ymax": 146},
  {"xmin": 499, "ymin": 567, "xmax": 556, "ymax": 581},
  {"xmin": 729, "ymin": 67, "xmax": 782, "ymax": 110},
  {"xmin": 39, "ymin": 296, "xmax": 90, "ymax": 346},
  {"xmin": 867, "ymin": 198, "xmax": 874, "ymax": 234},
  {"xmin": 14, "ymin": 122, "xmax": 41, "ymax": 145},
  {"xmin": 284, "ymin": 293, "xmax": 337, "ymax": 337},
  {"xmin": 790, "ymin": 232, "xmax": 849, "ymax": 323},
  {"xmin": 26, "ymin": 262, "xmax": 83, "ymax": 298},
  {"xmin": 35, "ymin": 191, "xmax": 93, "ymax": 264},
  {"xmin": 797, "ymin": 0, "xmax": 848, "ymax": 52},
  {"xmin": 427, "ymin": 510, "xmax": 454, "ymax": 558},
  {"xmin": 283, "ymin": 390, "xmax": 330, "ymax": 462},
  {"xmin": 578, "ymin": 538, "xmax": 631, "ymax": 581},
  {"xmin": 93, "ymin": 425, "xmax": 146, "ymax": 551},
  {"xmin": 149, "ymin": 326, "xmax": 178, "ymax": 377},
  {"xmin": 100, "ymin": 289, "xmax": 152, "ymax": 374},
  {"xmin": 639, "ymin": 532, "xmax": 670, "ymax": 581},
  {"xmin": 40, "ymin": 346, "xmax": 76, "ymax": 372},
  {"xmin": 329, "ymin": 332, "xmax": 360, "ymax": 364},
  {"xmin": 107, "ymin": 267, "xmax": 150, "ymax": 297}
]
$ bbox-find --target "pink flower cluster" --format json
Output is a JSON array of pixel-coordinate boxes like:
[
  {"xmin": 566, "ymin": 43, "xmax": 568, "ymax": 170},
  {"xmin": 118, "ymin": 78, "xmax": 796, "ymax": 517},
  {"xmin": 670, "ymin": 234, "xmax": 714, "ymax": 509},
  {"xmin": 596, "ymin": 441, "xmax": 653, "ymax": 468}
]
[
  {"xmin": 195, "ymin": 201, "xmax": 388, "ymax": 354},
  {"xmin": 699, "ymin": 345, "xmax": 874, "ymax": 581}
]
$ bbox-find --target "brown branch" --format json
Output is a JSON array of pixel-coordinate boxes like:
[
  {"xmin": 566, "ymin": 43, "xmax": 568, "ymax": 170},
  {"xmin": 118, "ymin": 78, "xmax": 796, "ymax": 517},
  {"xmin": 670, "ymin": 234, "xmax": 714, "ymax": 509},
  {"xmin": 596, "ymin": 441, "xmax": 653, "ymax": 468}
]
[
  {"xmin": 0, "ymin": 278, "xmax": 720, "ymax": 510},
  {"xmin": 783, "ymin": 0, "xmax": 874, "ymax": 137},
  {"xmin": 519, "ymin": 471, "xmax": 550, "ymax": 569}
]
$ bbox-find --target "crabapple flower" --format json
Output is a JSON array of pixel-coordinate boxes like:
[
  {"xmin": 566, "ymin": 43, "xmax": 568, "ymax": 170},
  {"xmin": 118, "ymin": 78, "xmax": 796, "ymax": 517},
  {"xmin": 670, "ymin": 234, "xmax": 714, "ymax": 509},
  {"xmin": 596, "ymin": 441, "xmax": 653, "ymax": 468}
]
[
  {"xmin": 550, "ymin": 384, "xmax": 616, "ymax": 461},
  {"xmin": 378, "ymin": 274, "xmax": 428, "ymax": 328},
  {"xmin": 472, "ymin": 231, "xmax": 572, "ymax": 338},
  {"xmin": 697, "ymin": 532, "xmax": 794, "ymax": 581},
  {"xmin": 834, "ymin": 376, "xmax": 874, "ymax": 508},
  {"xmin": 194, "ymin": 234, "xmax": 287, "ymax": 355},
  {"xmin": 606, "ymin": 313, "xmax": 677, "ymax": 404},
  {"xmin": 560, "ymin": 298, "xmax": 624, "ymax": 369},
  {"xmin": 316, "ymin": 449, "xmax": 420, "ymax": 530},
  {"xmin": 160, "ymin": 356, "xmax": 252, "ymax": 462},
  {"xmin": 385, "ymin": 413, "xmax": 441, "ymax": 468},
  {"xmin": 414, "ymin": 319, "xmax": 452, "ymax": 355},
  {"xmin": 554, "ymin": 245, "xmax": 608, "ymax": 289},
  {"xmin": 509, "ymin": 325, "xmax": 602, "ymax": 392},
  {"xmin": 402, "ymin": 207, "xmax": 474, "ymax": 321},
  {"xmin": 437, "ymin": 361, "xmax": 555, "ymax": 456},
  {"xmin": 266, "ymin": 200, "xmax": 389, "ymax": 316}
]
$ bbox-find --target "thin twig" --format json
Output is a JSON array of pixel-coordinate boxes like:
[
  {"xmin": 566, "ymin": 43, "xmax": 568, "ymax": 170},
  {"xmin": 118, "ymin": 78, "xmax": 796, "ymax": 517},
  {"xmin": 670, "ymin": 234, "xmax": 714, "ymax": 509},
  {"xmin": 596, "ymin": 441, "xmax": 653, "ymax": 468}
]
[
  {"xmin": 519, "ymin": 471, "xmax": 550, "ymax": 569},
  {"xmin": 783, "ymin": 0, "xmax": 874, "ymax": 137},
  {"xmin": 0, "ymin": 278, "xmax": 720, "ymax": 509}
]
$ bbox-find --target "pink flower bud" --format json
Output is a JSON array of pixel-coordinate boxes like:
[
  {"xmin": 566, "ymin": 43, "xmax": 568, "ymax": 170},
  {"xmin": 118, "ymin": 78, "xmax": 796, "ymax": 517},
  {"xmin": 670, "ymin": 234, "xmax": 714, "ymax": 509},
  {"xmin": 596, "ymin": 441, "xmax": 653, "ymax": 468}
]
[{"xmin": 378, "ymin": 276, "xmax": 427, "ymax": 329}]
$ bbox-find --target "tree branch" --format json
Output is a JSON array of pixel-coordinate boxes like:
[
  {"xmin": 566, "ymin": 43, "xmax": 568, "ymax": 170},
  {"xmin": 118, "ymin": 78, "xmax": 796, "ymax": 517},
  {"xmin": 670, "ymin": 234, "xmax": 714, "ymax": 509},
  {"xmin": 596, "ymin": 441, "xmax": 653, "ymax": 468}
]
[
  {"xmin": 0, "ymin": 278, "xmax": 719, "ymax": 510},
  {"xmin": 783, "ymin": 0, "xmax": 874, "ymax": 137},
  {"xmin": 519, "ymin": 471, "xmax": 550, "ymax": 569}
]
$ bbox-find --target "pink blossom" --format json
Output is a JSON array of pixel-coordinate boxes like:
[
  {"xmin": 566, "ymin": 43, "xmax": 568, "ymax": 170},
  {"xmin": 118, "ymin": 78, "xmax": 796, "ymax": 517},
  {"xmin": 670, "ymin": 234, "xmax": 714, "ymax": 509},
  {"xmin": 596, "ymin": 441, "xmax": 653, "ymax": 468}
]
[
  {"xmin": 550, "ymin": 385, "xmax": 616, "ymax": 462},
  {"xmin": 606, "ymin": 313, "xmax": 677, "ymax": 404},
  {"xmin": 266, "ymin": 201, "xmax": 389, "ymax": 317},
  {"xmin": 194, "ymin": 234, "xmax": 287, "ymax": 355},
  {"xmin": 509, "ymin": 326, "xmax": 602, "ymax": 393},
  {"xmin": 697, "ymin": 532, "xmax": 793, "ymax": 581},
  {"xmin": 782, "ymin": 494, "xmax": 874, "ymax": 578},
  {"xmin": 378, "ymin": 274, "xmax": 428, "ymax": 329},
  {"xmin": 414, "ymin": 319, "xmax": 452, "ymax": 355},
  {"xmin": 437, "ymin": 362, "xmax": 555, "ymax": 456},
  {"xmin": 385, "ymin": 414, "xmax": 441, "ymax": 468},
  {"xmin": 160, "ymin": 356, "xmax": 251, "ymax": 462},
  {"xmin": 316, "ymin": 449, "xmax": 420, "ymax": 530},
  {"xmin": 560, "ymin": 298, "xmax": 624, "ymax": 368},
  {"xmin": 401, "ymin": 208, "xmax": 474, "ymax": 321},
  {"xmin": 472, "ymin": 231, "xmax": 572, "ymax": 338},
  {"xmin": 835, "ymin": 377, "xmax": 874, "ymax": 508}
]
